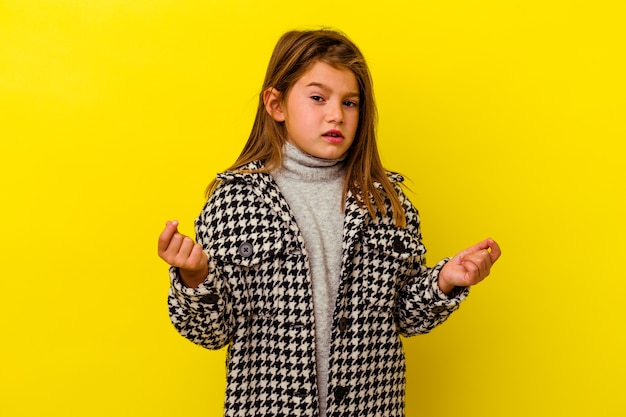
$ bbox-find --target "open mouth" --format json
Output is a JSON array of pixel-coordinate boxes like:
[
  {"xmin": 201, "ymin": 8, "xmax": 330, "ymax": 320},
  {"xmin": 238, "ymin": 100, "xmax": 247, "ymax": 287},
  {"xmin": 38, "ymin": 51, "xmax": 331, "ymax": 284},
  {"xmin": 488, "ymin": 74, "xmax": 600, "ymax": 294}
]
[{"xmin": 323, "ymin": 130, "xmax": 344, "ymax": 139}]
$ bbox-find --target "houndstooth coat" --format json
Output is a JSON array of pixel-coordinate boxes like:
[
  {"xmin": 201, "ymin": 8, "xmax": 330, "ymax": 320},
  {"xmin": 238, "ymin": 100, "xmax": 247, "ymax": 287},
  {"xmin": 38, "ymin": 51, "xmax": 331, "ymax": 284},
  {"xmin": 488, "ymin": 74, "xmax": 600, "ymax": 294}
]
[{"xmin": 168, "ymin": 160, "xmax": 468, "ymax": 417}]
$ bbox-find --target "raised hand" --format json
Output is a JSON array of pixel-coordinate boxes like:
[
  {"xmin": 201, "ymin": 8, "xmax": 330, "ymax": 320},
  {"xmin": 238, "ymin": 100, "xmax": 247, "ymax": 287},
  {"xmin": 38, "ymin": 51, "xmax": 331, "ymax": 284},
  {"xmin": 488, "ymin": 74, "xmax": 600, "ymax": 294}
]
[
  {"xmin": 438, "ymin": 238, "xmax": 501, "ymax": 295},
  {"xmin": 158, "ymin": 220, "xmax": 208, "ymax": 288}
]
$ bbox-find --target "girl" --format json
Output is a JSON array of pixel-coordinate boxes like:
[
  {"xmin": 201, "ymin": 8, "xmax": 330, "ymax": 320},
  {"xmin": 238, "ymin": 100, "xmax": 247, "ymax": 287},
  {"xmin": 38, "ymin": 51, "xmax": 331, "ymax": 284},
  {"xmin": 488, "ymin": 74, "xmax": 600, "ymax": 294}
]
[{"xmin": 158, "ymin": 29, "xmax": 501, "ymax": 417}]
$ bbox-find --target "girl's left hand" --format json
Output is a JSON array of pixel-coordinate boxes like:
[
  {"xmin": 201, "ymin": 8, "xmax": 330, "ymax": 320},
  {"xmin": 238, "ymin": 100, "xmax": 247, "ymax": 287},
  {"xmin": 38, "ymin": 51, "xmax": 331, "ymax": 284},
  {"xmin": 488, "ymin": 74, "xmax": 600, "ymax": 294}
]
[{"xmin": 438, "ymin": 238, "xmax": 501, "ymax": 295}]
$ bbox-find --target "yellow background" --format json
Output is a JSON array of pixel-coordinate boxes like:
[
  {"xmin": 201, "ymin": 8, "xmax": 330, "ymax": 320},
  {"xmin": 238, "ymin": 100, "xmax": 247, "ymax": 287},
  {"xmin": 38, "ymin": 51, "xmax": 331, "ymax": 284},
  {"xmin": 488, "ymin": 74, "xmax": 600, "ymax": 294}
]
[{"xmin": 1, "ymin": 0, "xmax": 624, "ymax": 416}]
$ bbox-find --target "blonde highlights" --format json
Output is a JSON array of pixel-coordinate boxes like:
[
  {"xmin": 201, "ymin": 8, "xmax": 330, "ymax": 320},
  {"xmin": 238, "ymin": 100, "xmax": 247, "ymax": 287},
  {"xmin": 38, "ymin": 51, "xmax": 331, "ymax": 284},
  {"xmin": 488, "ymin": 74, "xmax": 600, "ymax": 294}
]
[{"xmin": 207, "ymin": 29, "xmax": 406, "ymax": 227}]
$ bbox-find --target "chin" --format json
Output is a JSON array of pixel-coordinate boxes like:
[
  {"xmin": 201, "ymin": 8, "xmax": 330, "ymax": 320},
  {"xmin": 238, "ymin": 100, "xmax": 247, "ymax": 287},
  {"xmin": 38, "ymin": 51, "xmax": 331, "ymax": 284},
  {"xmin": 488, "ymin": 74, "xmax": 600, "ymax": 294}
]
[
  {"xmin": 320, "ymin": 145, "xmax": 351, "ymax": 160},
  {"xmin": 320, "ymin": 150, "xmax": 348, "ymax": 160}
]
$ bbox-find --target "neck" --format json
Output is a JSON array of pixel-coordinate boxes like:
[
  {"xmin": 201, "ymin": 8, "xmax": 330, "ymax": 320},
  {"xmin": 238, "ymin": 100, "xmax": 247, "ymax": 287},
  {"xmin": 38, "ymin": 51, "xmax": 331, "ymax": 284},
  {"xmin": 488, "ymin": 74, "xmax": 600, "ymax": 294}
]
[{"xmin": 275, "ymin": 142, "xmax": 346, "ymax": 182}]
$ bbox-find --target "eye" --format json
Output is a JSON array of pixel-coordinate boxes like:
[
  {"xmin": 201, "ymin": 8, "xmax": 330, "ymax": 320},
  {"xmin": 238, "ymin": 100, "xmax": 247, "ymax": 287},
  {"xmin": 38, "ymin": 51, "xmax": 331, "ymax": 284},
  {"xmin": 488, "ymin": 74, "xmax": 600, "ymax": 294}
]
[
  {"xmin": 310, "ymin": 95, "xmax": 324, "ymax": 102},
  {"xmin": 343, "ymin": 100, "xmax": 359, "ymax": 108}
]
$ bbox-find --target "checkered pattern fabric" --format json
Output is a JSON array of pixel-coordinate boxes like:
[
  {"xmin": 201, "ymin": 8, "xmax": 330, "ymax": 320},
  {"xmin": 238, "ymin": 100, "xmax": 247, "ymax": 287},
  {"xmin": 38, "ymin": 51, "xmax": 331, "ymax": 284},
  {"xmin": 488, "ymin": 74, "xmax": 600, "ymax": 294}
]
[{"xmin": 168, "ymin": 160, "xmax": 468, "ymax": 417}]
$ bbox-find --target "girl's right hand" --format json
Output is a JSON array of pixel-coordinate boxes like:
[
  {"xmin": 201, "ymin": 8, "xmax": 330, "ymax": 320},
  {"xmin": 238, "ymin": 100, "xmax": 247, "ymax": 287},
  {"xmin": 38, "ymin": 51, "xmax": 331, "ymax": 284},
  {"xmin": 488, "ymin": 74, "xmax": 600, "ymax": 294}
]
[{"xmin": 158, "ymin": 220, "xmax": 208, "ymax": 288}]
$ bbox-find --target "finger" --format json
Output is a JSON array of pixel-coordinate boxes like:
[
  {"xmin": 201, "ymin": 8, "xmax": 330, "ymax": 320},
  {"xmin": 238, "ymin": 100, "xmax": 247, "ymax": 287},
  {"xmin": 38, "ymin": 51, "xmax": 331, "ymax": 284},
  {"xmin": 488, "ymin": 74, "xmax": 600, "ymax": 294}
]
[
  {"xmin": 157, "ymin": 220, "xmax": 180, "ymax": 253},
  {"xmin": 457, "ymin": 238, "xmax": 502, "ymax": 261},
  {"xmin": 487, "ymin": 239, "xmax": 502, "ymax": 263},
  {"xmin": 454, "ymin": 239, "xmax": 492, "ymax": 259},
  {"xmin": 160, "ymin": 232, "xmax": 186, "ymax": 265},
  {"xmin": 460, "ymin": 248, "xmax": 490, "ymax": 265},
  {"xmin": 164, "ymin": 236, "xmax": 198, "ymax": 269},
  {"xmin": 462, "ymin": 250, "xmax": 491, "ymax": 277},
  {"xmin": 187, "ymin": 243, "xmax": 207, "ymax": 269},
  {"xmin": 168, "ymin": 232, "xmax": 187, "ymax": 257},
  {"xmin": 460, "ymin": 259, "xmax": 482, "ymax": 283},
  {"xmin": 177, "ymin": 241, "xmax": 206, "ymax": 271},
  {"xmin": 177, "ymin": 236, "xmax": 196, "ymax": 261}
]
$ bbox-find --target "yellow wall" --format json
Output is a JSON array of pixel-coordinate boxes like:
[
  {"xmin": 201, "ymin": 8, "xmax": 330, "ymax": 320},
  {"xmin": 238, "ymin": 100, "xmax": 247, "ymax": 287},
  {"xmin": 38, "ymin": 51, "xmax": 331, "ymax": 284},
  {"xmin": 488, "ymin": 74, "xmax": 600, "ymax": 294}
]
[{"xmin": 1, "ymin": 1, "xmax": 624, "ymax": 416}]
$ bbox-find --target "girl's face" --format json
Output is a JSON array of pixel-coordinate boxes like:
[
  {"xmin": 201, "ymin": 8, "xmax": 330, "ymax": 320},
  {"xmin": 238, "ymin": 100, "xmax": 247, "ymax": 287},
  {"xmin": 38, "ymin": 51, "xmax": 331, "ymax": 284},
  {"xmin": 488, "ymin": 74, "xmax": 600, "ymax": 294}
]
[{"xmin": 277, "ymin": 61, "xmax": 360, "ymax": 160}]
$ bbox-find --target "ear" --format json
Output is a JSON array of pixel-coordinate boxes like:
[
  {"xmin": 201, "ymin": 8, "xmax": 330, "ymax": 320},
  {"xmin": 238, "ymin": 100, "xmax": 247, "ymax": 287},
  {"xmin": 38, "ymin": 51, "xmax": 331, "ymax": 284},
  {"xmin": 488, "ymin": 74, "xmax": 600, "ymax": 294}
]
[{"xmin": 263, "ymin": 87, "xmax": 285, "ymax": 122}]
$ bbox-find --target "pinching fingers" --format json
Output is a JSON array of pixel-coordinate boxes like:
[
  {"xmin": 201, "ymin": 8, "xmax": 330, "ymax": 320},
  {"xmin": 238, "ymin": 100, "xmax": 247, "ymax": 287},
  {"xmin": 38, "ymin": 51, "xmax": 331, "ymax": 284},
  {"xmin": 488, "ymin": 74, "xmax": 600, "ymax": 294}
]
[
  {"xmin": 460, "ymin": 249, "xmax": 492, "ymax": 282},
  {"xmin": 157, "ymin": 220, "xmax": 178, "ymax": 252},
  {"xmin": 486, "ymin": 238, "xmax": 502, "ymax": 263}
]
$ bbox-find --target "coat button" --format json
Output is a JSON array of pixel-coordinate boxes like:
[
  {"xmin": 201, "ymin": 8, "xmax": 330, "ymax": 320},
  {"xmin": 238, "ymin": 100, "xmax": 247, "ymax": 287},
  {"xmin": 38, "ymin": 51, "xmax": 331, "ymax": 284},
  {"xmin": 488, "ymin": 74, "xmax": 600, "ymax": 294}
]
[
  {"xmin": 238, "ymin": 242, "xmax": 253, "ymax": 257},
  {"xmin": 432, "ymin": 306, "xmax": 446, "ymax": 314},
  {"xmin": 392, "ymin": 236, "xmax": 405, "ymax": 252},
  {"xmin": 335, "ymin": 386, "xmax": 348, "ymax": 400},
  {"xmin": 338, "ymin": 318, "xmax": 349, "ymax": 332},
  {"xmin": 201, "ymin": 294, "xmax": 219, "ymax": 305}
]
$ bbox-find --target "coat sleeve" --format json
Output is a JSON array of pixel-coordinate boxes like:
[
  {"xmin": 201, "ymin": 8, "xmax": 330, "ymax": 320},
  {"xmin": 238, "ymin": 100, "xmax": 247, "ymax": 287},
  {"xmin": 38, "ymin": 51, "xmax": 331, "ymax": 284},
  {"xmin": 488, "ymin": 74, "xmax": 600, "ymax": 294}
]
[
  {"xmin": 394, "ymin": 186, "xmax": 470, "ymax": 337},
  {"xmin": 167, "ymin": 186, "xmax": 236, "ymax": 350}
]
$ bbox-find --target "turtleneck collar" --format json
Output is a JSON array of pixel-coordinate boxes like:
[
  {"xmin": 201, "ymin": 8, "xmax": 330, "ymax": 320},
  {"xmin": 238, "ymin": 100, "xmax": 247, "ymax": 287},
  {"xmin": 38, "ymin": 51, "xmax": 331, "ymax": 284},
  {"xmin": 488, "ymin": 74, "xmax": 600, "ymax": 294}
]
[{"xmin": 273, "ymin": 142, "xmax": 346, "ymax": 182}]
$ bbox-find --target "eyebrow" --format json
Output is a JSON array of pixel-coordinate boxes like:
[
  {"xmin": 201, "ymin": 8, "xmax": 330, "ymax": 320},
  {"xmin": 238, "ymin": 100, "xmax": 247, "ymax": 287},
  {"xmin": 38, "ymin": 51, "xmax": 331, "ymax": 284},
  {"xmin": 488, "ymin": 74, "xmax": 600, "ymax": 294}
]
[{"xmin": 306, "ymin": 81, "xmax": 360, "ymax": 98}]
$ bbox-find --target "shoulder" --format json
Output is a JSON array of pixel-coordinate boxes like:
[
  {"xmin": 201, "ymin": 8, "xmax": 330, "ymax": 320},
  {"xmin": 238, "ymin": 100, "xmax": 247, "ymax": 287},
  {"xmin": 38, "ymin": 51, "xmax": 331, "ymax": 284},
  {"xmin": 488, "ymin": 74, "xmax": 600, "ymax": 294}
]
[
  {"xmin": 380, "ymin": 170, "xmax": 413, "ymax": 208},
  {"xmin": 215, "ymin": 160, "xmax": 266, "ymax": 182},
  {"xmin": 384, "ymin": 171, "xmax": 422, "ymax": 230},
  {"xmin": 386, "ymin": 171, "xmax": 404, "ymax": 184},
  {"xmin": 207, "ymin": 159, "xmax": 269, "ymax": 204},
  {"xmin": 196, "ymin": 160, "xmax": 282, "ymax": 237}
]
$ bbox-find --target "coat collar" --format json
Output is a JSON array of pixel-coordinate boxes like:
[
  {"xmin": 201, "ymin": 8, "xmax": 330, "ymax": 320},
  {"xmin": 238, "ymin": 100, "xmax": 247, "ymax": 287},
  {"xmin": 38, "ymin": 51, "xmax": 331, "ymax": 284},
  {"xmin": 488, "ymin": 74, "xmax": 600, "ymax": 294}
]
[
  {"xmin": 217, "ymin": 160, "xmax": 404, "ymax": 187},
  {"xmin": 216, "ymin": 160, "xmax": 295, "ymax": 227},
  {"xmin": 216, "ymin": 160, "xmax": 404, "ymax": 262}
]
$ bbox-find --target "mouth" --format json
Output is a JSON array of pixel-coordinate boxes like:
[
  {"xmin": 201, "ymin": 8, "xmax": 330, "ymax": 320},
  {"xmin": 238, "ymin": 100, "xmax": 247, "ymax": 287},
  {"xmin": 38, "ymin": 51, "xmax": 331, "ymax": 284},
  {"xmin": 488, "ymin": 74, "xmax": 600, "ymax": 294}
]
[{"xmin": 322, "ymin": 130, "xmax": 344, "ymax": 143}]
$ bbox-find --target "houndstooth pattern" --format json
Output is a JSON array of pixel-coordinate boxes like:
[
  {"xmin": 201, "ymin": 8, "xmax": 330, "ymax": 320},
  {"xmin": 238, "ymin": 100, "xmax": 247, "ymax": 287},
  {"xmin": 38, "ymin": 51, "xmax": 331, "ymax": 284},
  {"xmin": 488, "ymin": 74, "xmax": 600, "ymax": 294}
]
[{"xmin": 168, "ymin": 160, "xmax": 468, "ymax": 417}]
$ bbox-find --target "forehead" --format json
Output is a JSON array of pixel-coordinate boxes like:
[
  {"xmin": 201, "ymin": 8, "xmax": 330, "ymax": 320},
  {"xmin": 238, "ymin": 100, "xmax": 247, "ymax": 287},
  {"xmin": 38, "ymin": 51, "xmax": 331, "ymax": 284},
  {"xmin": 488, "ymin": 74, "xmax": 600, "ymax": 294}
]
[{"xmin": 296, "ymin": 61, "xmax": 359, "ymax": 94}]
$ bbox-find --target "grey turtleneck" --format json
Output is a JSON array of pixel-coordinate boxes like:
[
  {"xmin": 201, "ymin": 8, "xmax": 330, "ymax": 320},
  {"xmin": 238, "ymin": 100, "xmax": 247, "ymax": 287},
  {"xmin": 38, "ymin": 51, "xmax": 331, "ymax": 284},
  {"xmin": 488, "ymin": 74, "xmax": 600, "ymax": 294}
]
[{"xmin": 270, "ymin": 142, "xmax": 345, "ymax": 417}]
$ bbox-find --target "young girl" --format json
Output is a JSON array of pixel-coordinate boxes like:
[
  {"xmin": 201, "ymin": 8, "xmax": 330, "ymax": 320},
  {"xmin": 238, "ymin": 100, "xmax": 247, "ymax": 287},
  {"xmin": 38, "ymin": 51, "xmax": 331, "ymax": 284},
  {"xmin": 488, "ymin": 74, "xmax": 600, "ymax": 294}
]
[{"xmin": 158, "ymin": 29, "xmax": 501, "ymax": 417}]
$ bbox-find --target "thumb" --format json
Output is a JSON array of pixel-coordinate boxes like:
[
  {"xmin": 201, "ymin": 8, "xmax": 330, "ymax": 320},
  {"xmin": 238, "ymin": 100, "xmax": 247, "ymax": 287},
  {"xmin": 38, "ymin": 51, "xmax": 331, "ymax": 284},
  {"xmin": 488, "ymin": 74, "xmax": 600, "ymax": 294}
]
[{"xmin": 167, "ymin": 219, "xmax": 179, "ymax": 232}]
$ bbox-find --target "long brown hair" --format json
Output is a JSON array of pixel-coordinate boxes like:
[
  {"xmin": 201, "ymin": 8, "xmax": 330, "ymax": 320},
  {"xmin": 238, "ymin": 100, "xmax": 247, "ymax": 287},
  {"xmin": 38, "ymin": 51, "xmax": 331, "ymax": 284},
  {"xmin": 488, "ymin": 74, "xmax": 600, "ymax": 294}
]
[{"xmin": 206, "ymin": 29, "xmax": 406, "ymax": 227}]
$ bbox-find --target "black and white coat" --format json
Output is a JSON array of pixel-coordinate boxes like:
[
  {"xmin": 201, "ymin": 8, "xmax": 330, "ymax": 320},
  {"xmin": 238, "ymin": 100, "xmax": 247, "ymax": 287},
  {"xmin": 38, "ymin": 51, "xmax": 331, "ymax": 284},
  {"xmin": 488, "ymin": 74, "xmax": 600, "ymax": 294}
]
[{"xmin": 168, "ymin": 160, "xmax": 468, "ymax": 417}]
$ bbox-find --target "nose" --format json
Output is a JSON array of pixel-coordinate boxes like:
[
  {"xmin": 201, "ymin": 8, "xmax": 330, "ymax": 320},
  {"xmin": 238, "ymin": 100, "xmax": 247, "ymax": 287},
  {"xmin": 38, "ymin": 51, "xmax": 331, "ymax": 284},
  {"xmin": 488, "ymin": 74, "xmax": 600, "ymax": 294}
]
[{"xmin": 326, "ymin": 100, "xmax": 344, "ymax": 124}]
